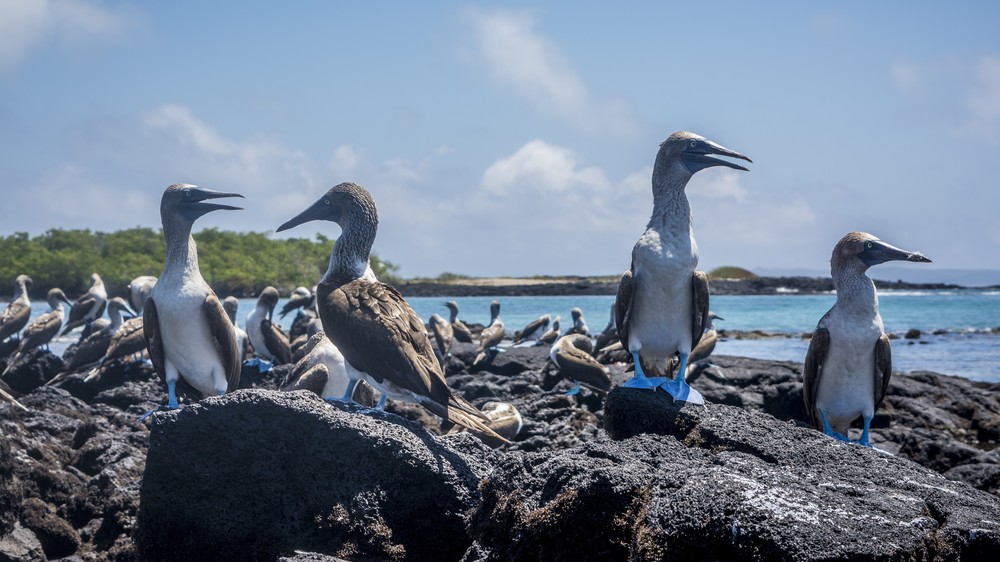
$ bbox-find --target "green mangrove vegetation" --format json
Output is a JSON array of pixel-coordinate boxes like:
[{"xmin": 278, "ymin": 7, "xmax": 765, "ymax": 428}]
[{"xmin": 0, "ymin": 228, "xmax": 399, "ymax": 298}]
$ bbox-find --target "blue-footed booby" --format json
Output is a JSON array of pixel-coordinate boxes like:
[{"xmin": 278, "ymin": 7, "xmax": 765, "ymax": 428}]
[
  {"xmin": 2, "ymin": 288, "xmax": 72, "ymax": 377},
  {"xmin": 550, "ymin": 333, "xmax": 611, "ymax": 395},
  {"xmin": 127, "ymin": 275, "xmax": 157, "ymax": 315},
  {"xmin": 473, "ymin": 300, "xmax": 505, "ymax": 366},
  {"xmin": 803, "ymin": 232, "xmax": 931, "ymax": 447},
  {"xmin": 564, "ymin": 307, "xmax": 590, "ymax": 337},
  {"xmin": 279, "ymin": 331, "xmax": 351, "ymax": 400},
  {"xmin": 62, "ymin": 273, "xmax": 108, "ymax": 335},
  {"xmin": 143, "ymin": 184, "xmax": 243, "ymax": 410},
  {"xmin": 276, "ymin": 182, "xmax": 507, "ymax": 443},
  {"xmin": 594, "ymin": 304, "xmax": 618, "ymax": 352},
  {"xmin": 279, "ymin": 286, "xmax": 315, "ymax": 319},
  {"xmin": 83, "ymin": 310, "xmax": 146, "ymax": 384},
  {"xmin": 513, "ymin": 314, "xmax": 551, "ymax": 345},
  {"xmin": 56, "ymin": 297, "xmax": 132, "ymax": 377},
  {"xmin": 246, "ymin": 286, "xmax": 292, "ymax": 367},
  {"xmin": 616, "ymin": 131, "xmax": 751, "ymax": 404},
  {"xmin": 444, "ymin": 301, "xmax": 474, "ymax": 343},
  {"xmin": 0, "ymin": 275, "xmax": 32, "ymax": 343},
  {"xmin": 223, "ymin": 296, "xmax": 250, "ymax": 361},
  {"xmin": 428, "ymin": 313, "xmax": 453, "ymax": 363},
  {"xmin": 538, "ymin": 316, "xmax": 560, "ymax": 346}
]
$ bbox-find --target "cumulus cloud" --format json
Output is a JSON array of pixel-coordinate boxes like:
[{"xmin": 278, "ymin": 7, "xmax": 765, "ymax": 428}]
[
  {"xmin": 688, "ymin": 168, "xmax": 749, "ymax": 202},
  {"xmin": 464, "ymin": 7, "xmax": 637, "ymax": 136},
  {"xmin": 0, "ymin": 0, "xmax": 137, "ymax": 68},
  {"xmin": 481, "ymin": 140, "xmax": 610, "ymax": 195}
]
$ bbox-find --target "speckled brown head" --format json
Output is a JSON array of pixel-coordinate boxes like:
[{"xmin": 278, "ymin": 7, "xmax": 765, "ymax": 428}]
[
  {"xmin": 830, "ymin": 231, "xmax": 932, "ymax": 276},
  {"xmin": 655, "ymin": 131, "xmax": 752, "ymax": 179}
]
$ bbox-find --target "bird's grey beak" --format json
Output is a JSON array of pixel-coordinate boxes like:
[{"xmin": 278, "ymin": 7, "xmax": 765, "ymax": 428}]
[
  {"xmin": 276, "ymin": 196, "xmax": 329, "ymax": 232},
  {"xmin": 59, "ymin": 295, "xmax": 73, "ymax": 307},
  {"xmin": 859, "ymin": 240, "xmax": 932, "ymax": 267},
  {"xmin": 682, "ymin": 139, "xmax": 752, "ymax": 173},
  {"xmin": 180, "ymin": 187, "xmax": 244, "ymax": 220}
]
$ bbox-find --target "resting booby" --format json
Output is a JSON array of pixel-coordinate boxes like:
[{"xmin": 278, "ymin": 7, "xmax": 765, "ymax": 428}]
[
  {"xmin": 2, "ymin": 288, "xmax": 72, "ymax": 377},
  {"xmin": 84, "ymin": 311, "xmax": 146, "ymax": 384},
  {"xmin": 443, "ymin": 301, "xmax": 474, "ymax": 343},
  {"xmin": 447, "ymin": 401, "xmax": 523, "ymax": 448},
  {"xmin": 279, "ymin": 331, "xmax": 352, "ymax": 400},
  {"xmin": 513, "ymin": 314, "xmax": 551, "ymax": 345},
  {"xmin": 56, "ymin": 297, "xmax": 132, "ymax": 377},
  {"xmin": 549, "ymin": 333, "xmax": 611, "ymax": 395},
  {"xmin": 223, "ymin": 296, "xmax": 250, "ymax": 361},
  {"xmin": 803, "ymin": 232, "xmax": 931, "ymax": 447},
  {"xmin": 676, "ymin": 311, "xmax": 723, "ymax": 380},
  {"xmin": 61, "ymin": 273, "xmax": 108, "ymax": 335},
  {"xmin": 428, "ymin": 313, "xmax": 453, "ymax": 363},
  {"xmin": 0, "ymin": 275, "xmax": 32, "ymax": 343},
  {"xmin": 143, "ymin": 184, "xmax": 243, "ymax": 410},
  {"xmin": 473, "ymin": 300, "xmax": 505, "ymax": 366},
  {"xmin": 616, "ymin": 131, "xmax": 750, "ymax": 404},
  {"xmin": 593, "ymin": 304, "xmax": 618, "ymax": 352},
  {"xmin": 246, "ymin": 286, "xmax": 292, "ymax": 366},
  {"xmin": 127, "ymin": 275, "xmax": 157, "ymax": 315},
  {"xmin": 538, "ymin": 316, "xmax": 561, "ymax": 346},
  {"xmin": 279, "ymin": 286, "xmax": 315, "ymax": 319},
  {"xmin": 564, "ymin": 307, "xmax": 590, "ymax": 336},
  {"xmin": 276, "ymin": 182, "xmax": 506, "ymax": 443}
]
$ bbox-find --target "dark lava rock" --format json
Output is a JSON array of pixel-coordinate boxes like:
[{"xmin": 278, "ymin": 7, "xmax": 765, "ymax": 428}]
[
  {"xmin": 136, "ymin": 390, "xmax": 497, "ymax": 562},
  {"xmin": 1, "ymin": 348, "xmax": 63, "ymax": 394},
  {"xmin": 0, "ymin": 439, "xmax": 20, "ymax": 536},
  {"xmin": 467, "ymin": 387, "xmax": 1000, "ymax": 560}
]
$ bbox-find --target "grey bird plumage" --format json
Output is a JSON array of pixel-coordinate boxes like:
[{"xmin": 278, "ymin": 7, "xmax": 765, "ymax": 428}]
[
  {"xmin": 444, "ymin": 301, "xmax": 474, "ymax": 343},
  {"xmin": 803, "ymin": 232, "xmax": 931, "ymax": 447},
  {"xmin": 3, "ymin": 288, "xmax": 72, "ymax": 377},
  {"xmin": 127, "ymin": 275, "xmax": 157, "ymax": 315},
  {"xmin": 0, "ymin": 275, "xmax": 33, "ymax": 343},
  {"xmin": 514, "ymin": 314, "xmax": 551, "ymax": 345},
  {"xmin": 62, "ymin": 273, "xmax": 108, "ymax": 335},
  {"xmin": 246, "ymin": 286, "xmax": 292, "ymax": 365},
  {"xmin": 550, "ymin": 333, "xmax": 611, "ymax": 394}
]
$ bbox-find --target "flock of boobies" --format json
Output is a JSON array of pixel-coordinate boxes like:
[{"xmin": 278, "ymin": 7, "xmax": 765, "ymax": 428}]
[{"xmin": 0, "ymin": 131, "xmax": 933, "ymax": 449}]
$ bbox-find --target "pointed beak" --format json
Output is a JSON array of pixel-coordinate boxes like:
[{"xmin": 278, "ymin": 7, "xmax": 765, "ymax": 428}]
[
  {"xmin": 180, "ymin": 187, "xmax": 244, "ymax": 220},
  {"xmin": 859, "ymin": 240, "xmax": 932, "ymax": 267},
  {"xmin": 276, "ymin": 196, "xmax": 328, "ymax": 232},
  {"xmin": 683, "ymin": 139, "xmax": 752, "ymax": 173}
]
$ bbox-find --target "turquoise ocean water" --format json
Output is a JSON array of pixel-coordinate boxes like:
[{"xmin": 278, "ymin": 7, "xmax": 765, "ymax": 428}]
[{"xmin": 29, "ymin": 290, "xmax": 1000, "ymax": 383}]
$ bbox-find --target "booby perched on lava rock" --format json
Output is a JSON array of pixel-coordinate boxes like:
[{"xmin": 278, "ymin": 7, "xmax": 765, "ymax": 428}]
[
  {"xmin": 279, "ymin": 286, "xmax": 314, "ymax": 319},
  {"xmin": 223, "ymin": 296, "xmax": 250, "ymax": 361},
  {"xmin": 803, "ymin": 232, "xmax": 931, "ymax": 447},
  {"xmin": 473, "ymin": 300, "xmax": 505, "ymax": 367},
  {"xmin": 57, "ymin": 297, "xmax": 132, "ymax": 377},
  {"xmin": 62, "ymin": 273, "xmax": 108, "ymax": 335},
  {"xmin": 246, "ymin": 286, "xmax": 292, "ymax": 366},
  {"xmin": 84, "ymin": 308, "xmax": 146, "ymax": 384},
  {"xmin": 564, "ymin": 307, "xmax": 590, "ymax": 337},
  {"xmin": 616, "ymin": 131, "xmax": 751, "ymax": 404},
  {"xmin": 2, "ymin": 288, "xmax": 72, "ymax": 377},
  {"xmin": 444, "ymin": 301, "xmax": 474, "ymax": 343},
  {"xmin": 279, "ymin": 331, "xmax": 351, "ymax": 400},
  {"xmin": 549, "ymin": 333, "xmax": 611, "ymax": 395},
  {"xmin": 277, "ymin": 182, "xmax": 506, "ymax": 443},
  {"xmin": 538, "ymin": 316, "xmax": 561, "ymax": 346},
  {"xmin": 513, "ymin": 314, "xmax": 551, "ymax": 345},
  {"xmin": 143, "ymin": 184, "xmax": 243, "ymax": 410},
  {"xmin": 0, "ymin": 275, "xmax": 32, "ymax": 343},
  {"xmin": 127, "ymin": 275, "xmax": 157, "ymax": 315},
  {"xmin": 428, "ymin": 313, "xmax": 453, "ymax": 363}
]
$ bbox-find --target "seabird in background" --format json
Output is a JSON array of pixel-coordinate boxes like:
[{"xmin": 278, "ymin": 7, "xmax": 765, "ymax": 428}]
[
  {"xmin": 55, "ymin": 297, "xmax": 133, "ymax": 378},
  {"xmin": 444, "ymin": 301, "xmax": 474, "ymax": 343},
  {"xmin": 593, "ymin": 304, "xmax": 618, "ymax": 352},
  {"xmin": 83, "ymin": 308, "xmax": 147, "ymax": 384},
  {"xmin": 473, "ymin": 300, "xmax": 505, "ymax": 367},
  {"xmin": 564, "ymin": 307, "xmax": 590, "ymax": 336},
  {"xmin": 513, "ymin": 313, "xmax": 551, "ymax": 345},
  {"xmin": 276, "ymin": 182, "xmax": 506, "ymax": 443},
  {"xmin": 246, "ymin": 286, "xmax": 292, "ymax": 367},
  {"xmin": 549, "ymin": 333, "xmax": 611, "ymax": 395},
  {"xmin": 61, "ymin": 273, "xmax": 108, "ymax": 335},
  {"xmin": 616, "ymin": 131, "xmax": 750, "ymax": 404},
  {"xmin": 127, "ymin": 275, "xmax": 157, "ymax": 315},
  {"xmin": 2, "ymin": 288, "xmax": 72, "ymax": 377},
  {"xmin": 279, "ymin": 286, "xmax": 315, "ymax": 319},
  {"xmin": 447, "ymin": 401, "xmax": 523, "ymax": 448},
  {"xmin": 677, "ymin": 311, "xmax": 723, "ymax": 381},
  {"xmin": 537, "ymin": 316, "xmax": 561, "ymax": 346},
  {"xmin": 223, "ymin": 296, "xmax": 250, "ymax": 362},
  {"xmin": 803, "ymin": 232, "xmax": 931, "ymax": 447},
  {"xmin": 279, "ymin": 331, "xmax": 352, "ymax": 400},
  {"xmin": 143, "ymin": 184, "xmax": 243, "ymax": 410},
  {"xmin": 0, "ymin": 275, "xmax": 32, "ymax": 343},
  {"xmin": 428, "ymin": 313, "xmax": 453, "ymax": 364}
]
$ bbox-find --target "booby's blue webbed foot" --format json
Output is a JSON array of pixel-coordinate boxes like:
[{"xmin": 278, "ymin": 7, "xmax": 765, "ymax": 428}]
[
  {"xmin": 856, "ymin": 415, "xmax": 874, "ymax": 447},
  {"xmin": 622, "ymin": 351, "xmax": 667, "ymax": 390},
  {"xmin": 137, "ymin": 403, "xmax": 178, "ymax": 422},
  {"xmin": 375, "ymin": 394, "xmax": 387, "ymax": 410},
  {"xmin": 819, "ymin": 410, "xmax": 851, "ymax": 442},
  {"xmin": 565, "ymin": 382, "xmax": 581, "ymax": 396},
  {"xmin": 334, "ymin": 379, "xmax": 359, "ymax": 404},
  {"xmin": 658, "ymin": 378, "xmax": 705, "ymax": 405}
]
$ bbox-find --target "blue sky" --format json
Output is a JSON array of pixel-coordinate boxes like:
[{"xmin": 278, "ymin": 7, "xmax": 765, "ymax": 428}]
[{"xmin": 2, "ymin": 1, "xmax": 999, "ymax": 282}]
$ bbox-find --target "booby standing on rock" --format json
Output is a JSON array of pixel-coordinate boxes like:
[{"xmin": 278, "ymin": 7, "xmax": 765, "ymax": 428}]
[
  {"xmin": 56, "ymin": 297, "xmax": 133, "ymax": 377},
  {"xmin": 246, "ymin": 286, "xmax": 292, "ymax": 368},
  {"xmin": 616, "ymin": 131, "xmax": 751, "ymax": 404},
  {"xmin": 513, "ymin": 313, "xmax": 551, "ymax": 345},
  {"xmin": 223, "ymin": 296, "xmax": 250, "ymax": 362},
  {"xmin": 0, "ymin": 275, "xmax": 32, "ymax": 343},
  {"xmin": 473, "ymin": 300, "xmax": 505, "ymax": 366},
  {"xmin": 444, "ymin": 301, "xmax": 474, "ymax": 343},
  {"xmin": 279, "ymin": 286, "xmax": 315, "ymax": 319},
  {"xmin": 538, "ymin": 316, "xmax": 561, "ymax": 346},
  {"xmin": 803, "ymin": 232, "xmax": 931, "ymax": 447},
  {"xmin": 127, "ymin": 275, "xmax": 157, "ymax": 316},
  {"xmin": 143, "ymin": 184, "xmax": 243, "ymax": 410},
  {"xmin": 61, "ymin": 273, "xmax": 108, "ymax": 335},
  {"xmin": 428, "ymin": 313, "xmax": 453, "ymax": 363},
  {"xmin": 564, "ymin": 307, "xmax": 590, "ymax": 337},
  {"xmin": 2, "ymin": 288, "xmax": 72, "ymax": 377},
  {"xmin": 83, "ymin": 307, "xmax": 147, "ymax": 384},
  {"xmin": 549, "ymin": 333, "xmax": 612, "ymax": 395},
  {"xmin": 277, "ymin": 182, "xmax": 506, "ymax": 443},
  {"xmin": 279, "ymin": 331, "xmax": 351, "ymax": 400}
]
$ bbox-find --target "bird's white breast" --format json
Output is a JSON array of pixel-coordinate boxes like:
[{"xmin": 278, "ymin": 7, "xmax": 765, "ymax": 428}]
[
  {"xmin": 815, "ymin": 306, "xmax": 884, "ymax": 432},
  {"xmin": 151, "ymin": 275, "xmax": 223, "ymax": 396},
  {"xmin": 245, "ymin": 304, "xmax": 269, "ymax": 360}
]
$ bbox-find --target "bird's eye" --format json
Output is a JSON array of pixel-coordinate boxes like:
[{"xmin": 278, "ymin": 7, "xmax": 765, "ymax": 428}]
[
  {"xmin": 866, "ymin": 242, "xmax": 873, "ymax": 249},
  {"xmin": 182, "ymin": 190, "xmax": 191, "ymax": 198},
  {"xmin": 689, "ymin": 140, "xmax": 697, "ymax": 148},
  {"xmin": 323, "ymin": 198, "xmax": 331, "ymax": 206}
]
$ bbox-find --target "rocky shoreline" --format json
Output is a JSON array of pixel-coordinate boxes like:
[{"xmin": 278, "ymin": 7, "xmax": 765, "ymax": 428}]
[{"xmin": 1, "ymin": 343, "xmax": 999, "ymax": 560}]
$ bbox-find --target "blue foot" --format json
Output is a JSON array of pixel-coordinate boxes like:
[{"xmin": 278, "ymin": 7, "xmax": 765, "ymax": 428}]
[
  {"xmin": 565, "ymin": 382, "xmax": 581, "ymax": 396},
  {"xmin": 856, "ymin": 415, "xmax": 874, "ymax": 447},
  {"xmin": 335, "ymin": 379, "xmax": 359, "ymax": 403},
  {"xmin": 137, "ymin": 403, "xmax": 178, "ymax": 423},
  {"xmin": 375, "ymin": 394, "xmax": 387, "ymax": 410},
  {"xmin": 622, "ymin": 351, "xmax": 667, "ymax": 390},
  {"xmin": 658, "ymin": 378, "xmax": 705, "ymax": 405},
  {"xmin": 820, "ymin": 410, "xmax": 851, "ymax": 442}
]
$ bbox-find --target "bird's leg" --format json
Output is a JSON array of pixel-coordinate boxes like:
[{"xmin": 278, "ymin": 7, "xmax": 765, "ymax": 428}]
[
  {"xmin": 166, "ymin": 380, "xmax": 180, "ymax": 409},
  {"xmin": 622, "ymin": 351, "xmax": 667, "ymax": 389},
  {"xmin": 820, "ymin": 410, "xmax": 850, "ymax": 442},
  {"xmin": 565, "ymin": 381, "xmax": 581, "ymax": 396},
  {"xmin": 333, "ymin": 379, "xmax": 359, "ymax": 403},
  {"xmin": 658, "ymin": 352, "xmax": 705, "ymax": 405},
  {"xmin": 857, "ymin": 415, "xmax": 874, "ymax": 447},
  {"xmin": 375, "ymin": 394, "xmax": 387, "ymax": 410}
]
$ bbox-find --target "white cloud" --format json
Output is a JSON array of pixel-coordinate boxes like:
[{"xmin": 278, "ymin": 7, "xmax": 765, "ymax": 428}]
[
  {"xmin": 965, "ymin": 54, "xmax": 1000, "ymax": 142},
  {"xmin": 464, "ymin": 7, "xmax": 637, "ymax": 136},
  {"xmin": 481, "ymin": 140, "xmax": 610, "ymax": 195},
  {"xmin": 0, "ymin": 0, "xmax": 137, "ymax": 68},
  {"xmin": 688, "ymin": 168, "xmax": 749, "ymax": 202}
]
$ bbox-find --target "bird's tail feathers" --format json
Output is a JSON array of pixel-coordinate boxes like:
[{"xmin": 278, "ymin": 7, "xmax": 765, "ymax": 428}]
[{"xmin": 0, "ymin": 386, "xmax": 28, "ymax": 411}]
